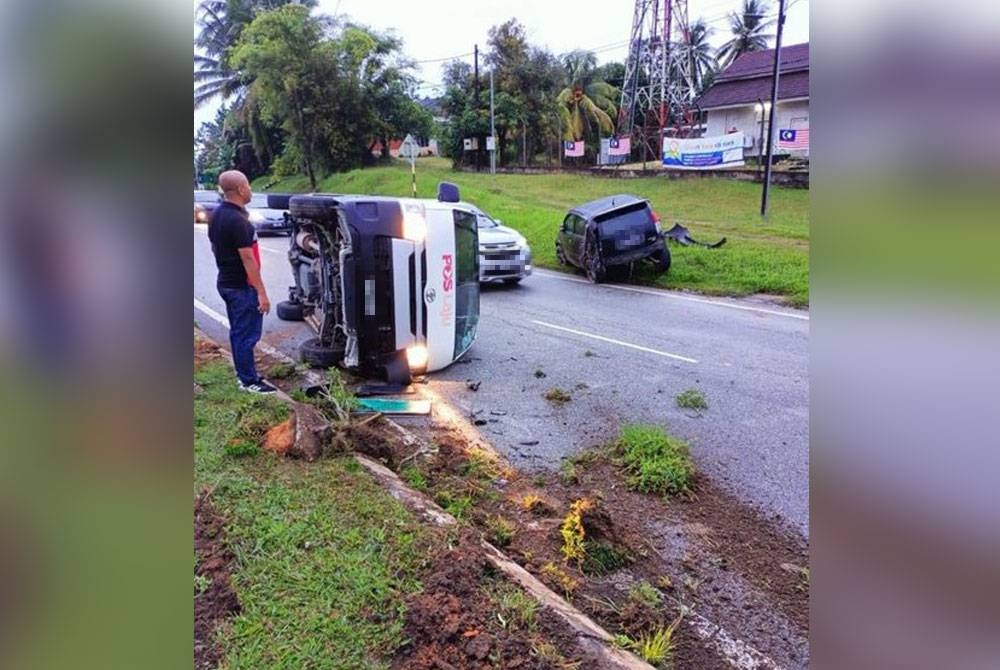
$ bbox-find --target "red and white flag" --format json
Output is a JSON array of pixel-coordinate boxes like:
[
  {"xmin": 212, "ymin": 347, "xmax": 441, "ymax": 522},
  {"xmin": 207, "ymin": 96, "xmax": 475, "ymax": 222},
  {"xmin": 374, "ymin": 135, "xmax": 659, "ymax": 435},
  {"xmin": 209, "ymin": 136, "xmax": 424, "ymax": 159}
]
[
  {"xmin": 777, "ymin": 129, "xmax": 809, "ymax": 149},
  {"xmin": 564, "ymin": 140, "xmax": 584, "ymax": 157},
  {"xmin": 608, "ymin": 136, "xmax": 631, "ymax": 156}
]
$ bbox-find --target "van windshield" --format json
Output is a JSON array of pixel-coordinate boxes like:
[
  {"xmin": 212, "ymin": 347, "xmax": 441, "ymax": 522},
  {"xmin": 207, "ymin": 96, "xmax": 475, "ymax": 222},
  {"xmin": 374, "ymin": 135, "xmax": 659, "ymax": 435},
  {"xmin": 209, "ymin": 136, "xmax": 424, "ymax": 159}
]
[{"xmin": 453, "ymin": 210, "xmax": 480, "ymax": 358}]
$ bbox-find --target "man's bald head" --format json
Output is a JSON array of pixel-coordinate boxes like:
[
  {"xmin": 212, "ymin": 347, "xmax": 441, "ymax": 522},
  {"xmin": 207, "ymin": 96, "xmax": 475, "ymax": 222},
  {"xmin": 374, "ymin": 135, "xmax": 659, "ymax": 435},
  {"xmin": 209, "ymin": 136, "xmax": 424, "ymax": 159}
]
[{"xmin": 218, "ymin": 170, "xmax": 251, "ymax": 206}]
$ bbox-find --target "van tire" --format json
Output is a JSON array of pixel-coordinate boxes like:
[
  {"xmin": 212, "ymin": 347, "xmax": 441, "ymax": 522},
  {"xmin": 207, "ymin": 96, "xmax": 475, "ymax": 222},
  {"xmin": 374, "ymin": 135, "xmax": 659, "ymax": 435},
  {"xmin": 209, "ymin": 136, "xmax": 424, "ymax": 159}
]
[
  {"xmin": 290, "ymin": 195, "xmax": 339, "ymax": 221},
  {"xmin": 300, "ymin": 337, "xmax": 343, "ymax": 369},
  {"xmin": 266, "ymin": 193, "xmax": 292, "ymax": 210},
  {"xmin": 583, "ymin": 235, "xmax": 606, "ymax": 284},
  {"xmin": 276, "ymin": 300, "xmax": 305, "ymax": 321}
]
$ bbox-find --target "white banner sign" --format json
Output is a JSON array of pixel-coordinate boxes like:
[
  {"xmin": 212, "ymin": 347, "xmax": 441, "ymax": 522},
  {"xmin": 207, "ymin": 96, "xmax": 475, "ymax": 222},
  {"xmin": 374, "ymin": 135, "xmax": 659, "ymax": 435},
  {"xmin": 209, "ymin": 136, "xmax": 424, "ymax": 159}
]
[{"xmin": 663, "ymin": 133, "xmax": 745, "ymax": 169}]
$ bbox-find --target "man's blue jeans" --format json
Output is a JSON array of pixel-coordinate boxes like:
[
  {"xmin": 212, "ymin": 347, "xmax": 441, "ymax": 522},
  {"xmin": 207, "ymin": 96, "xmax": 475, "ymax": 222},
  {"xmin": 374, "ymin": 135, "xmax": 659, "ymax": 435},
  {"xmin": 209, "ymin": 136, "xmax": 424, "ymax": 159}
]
[{"xmin": 218, "ymin": 285, "xmax": 262, "ymax": 386}]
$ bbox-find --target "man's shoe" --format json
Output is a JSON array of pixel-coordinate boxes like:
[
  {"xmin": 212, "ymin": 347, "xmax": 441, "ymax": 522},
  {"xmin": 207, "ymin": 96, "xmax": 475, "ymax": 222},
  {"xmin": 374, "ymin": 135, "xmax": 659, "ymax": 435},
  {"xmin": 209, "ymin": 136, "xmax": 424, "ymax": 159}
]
[{"xmin": 241, "ymin": 379, "xmax": 277, "ymax": 394}]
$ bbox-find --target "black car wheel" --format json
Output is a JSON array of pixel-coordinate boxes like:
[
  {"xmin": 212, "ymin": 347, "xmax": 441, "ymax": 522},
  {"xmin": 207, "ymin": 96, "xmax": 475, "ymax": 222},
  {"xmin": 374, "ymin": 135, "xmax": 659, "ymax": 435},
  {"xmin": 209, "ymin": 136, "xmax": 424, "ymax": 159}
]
[
  {"xmin": 583, "ymin": 236, "xmax": 606, "ymax": 284},
  {"xmin": 300, "ymin": 337, "xmax": 344, "ymax": 369},
  {"xmin": 276, "ymin": 300, "xmax": 306, "ymax": 321},
  {"xmin": 556, "ymin": 243, "xmax": 568, "ymax": 266}
]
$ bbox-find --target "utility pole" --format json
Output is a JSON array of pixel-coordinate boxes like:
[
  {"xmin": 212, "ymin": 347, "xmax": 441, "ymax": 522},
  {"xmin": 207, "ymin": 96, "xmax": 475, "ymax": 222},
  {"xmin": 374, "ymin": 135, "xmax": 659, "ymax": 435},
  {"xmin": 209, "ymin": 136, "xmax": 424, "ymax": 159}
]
[
  {"xmin": 522, "ymin": 117, "xmax": 527, "ymax": 167},
  {"xmin": 760, "ymin": 0, "xmax": 786, "ymax": 217},
  {"xmin": 489, "ymin": 69, "xmax": 496, "ymax": 175},
  {"xmin": 474, "ymin": 44, "xmax": 480, "ymax": 172}
]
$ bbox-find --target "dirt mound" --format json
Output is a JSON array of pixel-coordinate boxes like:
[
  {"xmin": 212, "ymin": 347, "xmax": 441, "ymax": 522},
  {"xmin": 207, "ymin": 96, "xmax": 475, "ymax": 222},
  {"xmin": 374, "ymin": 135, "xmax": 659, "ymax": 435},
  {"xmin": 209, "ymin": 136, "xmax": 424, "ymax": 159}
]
[
  {"xmin": 262, "ymin": 417, "xmax": 295, "ymax": 456},
  {"xmin": 393, "ymin": 533, "xmax": 596, "ymax": 670},
  {"xmin": 194, "ymin": 492, "xmax": 240, "ymax": 670}
]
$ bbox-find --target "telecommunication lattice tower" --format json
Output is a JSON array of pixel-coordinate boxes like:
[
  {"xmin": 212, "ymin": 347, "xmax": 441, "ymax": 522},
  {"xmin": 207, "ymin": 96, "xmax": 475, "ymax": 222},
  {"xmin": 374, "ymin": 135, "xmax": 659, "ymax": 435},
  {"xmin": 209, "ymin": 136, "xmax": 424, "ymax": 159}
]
[{"xmin": 618, "ymin": 0, "xmax": 698, "ymax": 158}]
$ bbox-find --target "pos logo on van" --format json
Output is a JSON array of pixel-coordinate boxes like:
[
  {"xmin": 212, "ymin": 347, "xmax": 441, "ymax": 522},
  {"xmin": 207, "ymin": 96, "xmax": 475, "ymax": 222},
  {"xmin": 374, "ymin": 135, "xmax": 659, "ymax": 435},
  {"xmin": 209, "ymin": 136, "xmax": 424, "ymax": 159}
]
[{"xmin": 442, "ymin": 253, "xmax": 454, "ymax": 292}]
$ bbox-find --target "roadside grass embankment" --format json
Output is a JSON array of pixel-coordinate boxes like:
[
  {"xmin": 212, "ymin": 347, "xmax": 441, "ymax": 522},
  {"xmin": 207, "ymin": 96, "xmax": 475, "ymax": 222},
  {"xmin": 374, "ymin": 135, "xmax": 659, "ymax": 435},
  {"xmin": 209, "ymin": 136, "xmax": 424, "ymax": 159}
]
[
  {"xmin": 254, "ymin": 158, "xmax": 809, "ymax": 305},
  {"xmin": 194, "ymin": 358, "xmax": 435, "ymax": 669}
]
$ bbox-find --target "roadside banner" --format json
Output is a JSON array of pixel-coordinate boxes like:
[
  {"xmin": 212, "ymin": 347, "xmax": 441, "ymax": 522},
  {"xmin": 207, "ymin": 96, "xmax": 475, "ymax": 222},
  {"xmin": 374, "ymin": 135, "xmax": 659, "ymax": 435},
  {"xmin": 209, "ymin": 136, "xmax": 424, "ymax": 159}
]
[
  {"xmin": 564, "ymin": 140, "xmax": 584, "ymax": 157},
  {"xmin": 662, "ymin": 133, "xmax": 744, "ymax": 169}
]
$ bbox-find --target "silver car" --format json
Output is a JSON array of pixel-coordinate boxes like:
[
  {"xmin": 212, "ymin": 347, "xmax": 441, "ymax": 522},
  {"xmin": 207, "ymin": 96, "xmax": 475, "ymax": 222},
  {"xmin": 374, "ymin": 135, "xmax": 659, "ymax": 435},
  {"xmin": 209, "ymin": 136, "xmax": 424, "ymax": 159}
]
[
  {"xmin": 247, "ymin": 194, "xmax": 291, "ymax": 235},
  {"xmin": 466, "ymin": 204, "xmax": 532, "ymax": 284}
]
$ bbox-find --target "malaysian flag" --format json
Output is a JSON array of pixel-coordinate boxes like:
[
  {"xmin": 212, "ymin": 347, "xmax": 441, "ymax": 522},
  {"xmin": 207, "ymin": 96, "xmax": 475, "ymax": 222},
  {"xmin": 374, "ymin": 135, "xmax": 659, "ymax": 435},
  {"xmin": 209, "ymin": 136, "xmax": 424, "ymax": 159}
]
[
  {"xmin": 778, "ymin": 129, "xmax": 809, "ymax": 150},
  {"xmin": 608, "ymin": 136, "xmax": 631, "ymax": 156},
  {"xmin": 564, "ymin": 140, "xmax": 584, "ymax": 157}
]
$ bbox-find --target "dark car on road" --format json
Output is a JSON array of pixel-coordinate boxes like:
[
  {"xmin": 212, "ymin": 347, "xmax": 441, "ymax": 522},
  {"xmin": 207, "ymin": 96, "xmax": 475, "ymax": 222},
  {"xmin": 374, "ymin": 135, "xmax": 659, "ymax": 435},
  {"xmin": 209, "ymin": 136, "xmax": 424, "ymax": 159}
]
[
  {"xmin": 555, "ymin": 194, "xmax": 670, "ymax": 283},
  {"xmin": 194, "ymin": 190, "xmax": 221, "ymax": 224}
]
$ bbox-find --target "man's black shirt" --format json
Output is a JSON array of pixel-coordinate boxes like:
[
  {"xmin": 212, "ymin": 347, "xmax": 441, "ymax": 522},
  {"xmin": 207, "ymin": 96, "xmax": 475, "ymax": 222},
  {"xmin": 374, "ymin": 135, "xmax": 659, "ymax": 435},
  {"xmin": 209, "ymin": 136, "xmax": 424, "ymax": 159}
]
[{"xmin": 208, "ymin": 201, "xmax": 258, "ymax": 288}]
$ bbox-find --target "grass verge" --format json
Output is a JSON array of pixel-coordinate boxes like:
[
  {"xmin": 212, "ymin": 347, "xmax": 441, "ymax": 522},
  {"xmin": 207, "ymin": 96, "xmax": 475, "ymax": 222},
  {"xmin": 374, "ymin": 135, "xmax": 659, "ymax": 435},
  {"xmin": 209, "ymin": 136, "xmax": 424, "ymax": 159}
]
[
  {"xmin": 195, "ymin": 358, "xmax": 433, "ymax": 669},
  {"xmin": 253, "ymin": 158, "xmax": 809, "ymax": 306}
]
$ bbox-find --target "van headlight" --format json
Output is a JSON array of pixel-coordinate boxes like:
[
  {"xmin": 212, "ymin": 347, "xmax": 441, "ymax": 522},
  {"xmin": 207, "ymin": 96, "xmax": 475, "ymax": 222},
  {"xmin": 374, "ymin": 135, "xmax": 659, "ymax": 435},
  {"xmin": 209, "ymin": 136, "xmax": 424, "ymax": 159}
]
[
  {"xmin": 402, "ymin": 210, "xmax": 427, "ymax": 242},
  {"xmin": 406, "ymin": 345, "xmax": 428, "ymax": 370}
]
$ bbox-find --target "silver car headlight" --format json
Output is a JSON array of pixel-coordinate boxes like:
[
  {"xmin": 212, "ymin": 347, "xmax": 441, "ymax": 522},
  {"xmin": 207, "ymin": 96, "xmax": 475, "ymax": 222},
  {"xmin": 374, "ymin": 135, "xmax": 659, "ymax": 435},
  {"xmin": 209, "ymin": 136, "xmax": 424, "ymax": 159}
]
[{"xmin": 248, "ymin": 210, "xmax": 264, "ymax": 223}]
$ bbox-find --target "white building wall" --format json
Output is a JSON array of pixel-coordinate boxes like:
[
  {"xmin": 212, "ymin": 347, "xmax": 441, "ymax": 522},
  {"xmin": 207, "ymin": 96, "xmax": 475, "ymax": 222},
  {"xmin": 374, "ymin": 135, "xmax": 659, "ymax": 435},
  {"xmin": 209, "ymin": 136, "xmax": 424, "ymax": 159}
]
[{"xmin": 704, "ymin": 99, "xmax": 808, "ymax": 157}]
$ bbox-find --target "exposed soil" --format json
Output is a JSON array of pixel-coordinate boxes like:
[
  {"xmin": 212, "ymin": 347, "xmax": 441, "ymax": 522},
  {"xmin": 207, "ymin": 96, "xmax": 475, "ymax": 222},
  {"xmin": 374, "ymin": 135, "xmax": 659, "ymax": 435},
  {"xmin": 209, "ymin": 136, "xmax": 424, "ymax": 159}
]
[
  {"xmin": 393, "ymin": 530, "xmax": 606, "ymax": 670},
  {"xmin": 194, "ymin": 491, "xmax": 240, "ymax": 670},
  {"xmin": 383, "ymin": 424, "xmax": 809, "ymax": 669}
]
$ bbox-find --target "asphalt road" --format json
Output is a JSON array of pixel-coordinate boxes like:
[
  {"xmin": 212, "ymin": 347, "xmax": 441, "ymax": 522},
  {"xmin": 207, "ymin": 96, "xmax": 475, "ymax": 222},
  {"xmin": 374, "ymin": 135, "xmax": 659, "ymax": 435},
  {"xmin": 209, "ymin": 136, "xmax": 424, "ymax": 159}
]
[{"xmin": 194, "ymin": 225, "xmax": 809, "ymax": 536}]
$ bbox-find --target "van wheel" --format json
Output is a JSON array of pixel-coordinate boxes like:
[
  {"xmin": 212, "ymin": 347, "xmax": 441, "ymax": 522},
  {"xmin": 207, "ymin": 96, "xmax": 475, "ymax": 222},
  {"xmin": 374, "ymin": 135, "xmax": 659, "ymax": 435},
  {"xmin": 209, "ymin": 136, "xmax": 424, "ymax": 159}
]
[
  {"xmin": 300, "ymin": 337, "xmax": 343, "ymax": 369},
  {"xmin": 276, "ymin": 300, "xmax": 305, "ymax": 321}
]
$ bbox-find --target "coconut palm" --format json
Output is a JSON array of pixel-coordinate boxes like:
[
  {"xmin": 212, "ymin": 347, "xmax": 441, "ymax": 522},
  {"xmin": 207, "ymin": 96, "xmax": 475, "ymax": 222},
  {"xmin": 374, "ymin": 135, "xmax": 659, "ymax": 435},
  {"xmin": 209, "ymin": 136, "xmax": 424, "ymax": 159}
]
[
  {"xmin": 193, "ymin": 0, "xmax": 317, "ymax": 108},
  {"xmin": 556, "ymin": 50, "xmax": 618, "ymax": 143},
  {"xmin": 683, "ymin": 19, "xmax": 718, "ymax": 96},
  {"xmin": 716, "ymin": 0, "xmax": 775, "ymax": 69}
]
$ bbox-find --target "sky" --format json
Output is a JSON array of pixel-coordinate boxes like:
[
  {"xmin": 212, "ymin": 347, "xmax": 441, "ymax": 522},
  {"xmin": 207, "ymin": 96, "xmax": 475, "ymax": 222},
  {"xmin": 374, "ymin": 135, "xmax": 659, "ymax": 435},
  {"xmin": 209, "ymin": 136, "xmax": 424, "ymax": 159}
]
[{"xmin": 194, "ymin": 0, "xmax": 809, "ymax": 129}]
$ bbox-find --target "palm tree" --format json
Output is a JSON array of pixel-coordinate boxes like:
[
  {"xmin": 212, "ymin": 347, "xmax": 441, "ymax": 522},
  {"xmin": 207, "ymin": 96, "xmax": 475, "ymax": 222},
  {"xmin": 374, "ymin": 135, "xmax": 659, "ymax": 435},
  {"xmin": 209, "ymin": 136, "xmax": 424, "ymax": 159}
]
[
  {"xmin": 683, "ymin": 19, "xmax": 718, "ymax": 96},
  {"xmin": 716, "ymin": 0, "xmax": 776, "ymax": 69},
  {"xmin": 193, "ymin": 0, "xmax": 317, "ymax": 108},
  {"xmin": 556, "ymin": 50, "xmax": 618, "ymax": 145}
]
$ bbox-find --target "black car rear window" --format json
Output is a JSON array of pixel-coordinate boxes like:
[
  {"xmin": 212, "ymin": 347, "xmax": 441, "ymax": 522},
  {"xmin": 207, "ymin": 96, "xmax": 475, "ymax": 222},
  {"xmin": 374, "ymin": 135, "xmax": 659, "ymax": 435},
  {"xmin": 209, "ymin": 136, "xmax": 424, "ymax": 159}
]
[{"xmin": 594, "ymin": 202, "xmax": 654, "ymax": 235}]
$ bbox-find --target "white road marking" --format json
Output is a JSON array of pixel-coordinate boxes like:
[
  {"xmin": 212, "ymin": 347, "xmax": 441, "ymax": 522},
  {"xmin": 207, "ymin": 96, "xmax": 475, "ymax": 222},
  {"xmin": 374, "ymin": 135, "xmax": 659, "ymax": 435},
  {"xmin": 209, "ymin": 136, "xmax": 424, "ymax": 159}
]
[
  {"xmin": 193, "ymin": 297, "xmax": 320, "ymax": 382},
  {"xmin": 195, "ymin": 225, "xmax": 286, "ymax": 256},
  {"xmin": 533, "ymin": 269, "xmax": 809, "ymax": 321},
  {"xmin": 531, "ymin": 320, "xmax": 698, "ymax": 364}
]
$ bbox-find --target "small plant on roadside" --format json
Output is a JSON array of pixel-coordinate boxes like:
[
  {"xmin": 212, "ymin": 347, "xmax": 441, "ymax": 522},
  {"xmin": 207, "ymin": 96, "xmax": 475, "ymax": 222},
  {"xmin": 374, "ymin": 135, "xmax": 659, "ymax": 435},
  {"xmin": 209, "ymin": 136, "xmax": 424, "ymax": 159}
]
[
  {"xmin": 401, "ymin": 466, "xmax": 428, "ymax": 491},
  {"xmin": 638, "ymin": 617, "xmax": 683, "ymax": 666},
  {"xmin": 544, "ymin": 387, "xmax": 572, "ymax": 405},
  {"xmin": 675, "ymin": 388, "xmax": 708, "ymax": 414},
  {"xmin": 559, "ymin": 460, "xmax": 579, "ymax": 485},
  {"xmin": 520, "ymin": 493, "xmax": 544, "ymax": 514},
  {"xmin": 531, "ymin": 640, "xmax": 582, "ymax": 669},
  {"xmin": 310, "ymin": 368, "xmax": 358, "ymax": 424},
  {"xmin": 534, "ymin": 368, "xmax": 547, "ymax": 379},
  {"xmin": 582, "ymin": 542, "xmax": 630, "ymax": 576},
  {"xmin": 628, "ymin": 581, "xmax": 663, "ymax": 609},
  {"xmin": 194, "ymin": 573, "xmax": 211, "ymax": 595},
  {"xmin": 492, "ymin": 584, "xmax": 539, "ymax": 632},
  {"xmin": 541, "ymin": 562, "xmax": 579, "ymax": 597},
  {"xmin": 615, "ymin": 424, "xmax": 695, "ymax": 496},
  {"xmin": 435, "ymin": 490, "xmax": 474, "ymax": 519},
  {"xmin": 559, "ymin": 499, "xmax": 594, "ymax": 565},
  {"xmin": 486, "ymin": 515, "xmax": 517, "ymax": 547}
]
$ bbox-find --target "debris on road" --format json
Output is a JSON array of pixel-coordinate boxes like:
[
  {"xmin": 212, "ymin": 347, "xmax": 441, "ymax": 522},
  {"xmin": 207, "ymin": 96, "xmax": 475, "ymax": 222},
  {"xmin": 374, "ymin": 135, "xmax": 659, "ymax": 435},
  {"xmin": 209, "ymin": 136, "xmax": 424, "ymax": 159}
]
[{"xmin": 466, "ymin": 379, "xmax": 482, "ymax": 392}]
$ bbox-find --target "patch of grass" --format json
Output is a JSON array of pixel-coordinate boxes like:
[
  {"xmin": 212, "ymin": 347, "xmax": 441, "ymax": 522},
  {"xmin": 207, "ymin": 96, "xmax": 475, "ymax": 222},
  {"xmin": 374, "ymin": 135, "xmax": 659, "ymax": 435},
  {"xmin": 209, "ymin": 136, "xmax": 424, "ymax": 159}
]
[
  {"xmin": 400, "ymin": 465, "xmax": 428, "ymax": 491},
  {"xmin": 254, "ymin": 161, "xmax": 809, "ymax": 304},
  {"xmin": 520, "ymin": 493, "xmax": 545, "ymax": 514},
  {"xmin": 194, "ymin": 359, "xmax": 432, "ymax": 669},
  {"xmin": 582, "ymin": 542, "xmax": 631, "ymax": 576},
  {"xmin": 266, "ymin": 362, "xmax": 299, "ymax": 380},
  {"xmin": 617, "ymin": 616, "xmax": 682, "ymax": 668},
  {"xmin": 307, "ymin": 367, "xmax": 358, "ymax": 424},
  {"xmin": 194, "ymin": 573, "xmax": 211, "ymax": 595},
  {"xmin": 544, "ymin": 387, "xmax": 572, "ymax": 405},
  {"xmin": 615, "ymin": 424, "xmax": 696, "ymax": 496},
  {"xmin": 490, "ymin": 583, "xmax": 539, "ymax": 632},
  {"xmin": 675, "ymin": 388, "xmax": 708, "ymax": 413},
  {"xmin": 224, "ymin": 439, "xmax": 259, "ymax": 458},
  {"xmin": 531, "ymin": 640, "xmax": 583, "ymax": 669},
  {"xmin": 559, "ymin": 460, "xmax": 579, "ymax": 485},
  {"xmin": 435, "ymin": 490, "xmax": 475, "ymax": 519},
  {"xmin": 628, "ymin": 581, "xmax": 663, "ymax": 609},
  {"xmin": 486, "ymin": 515, "xmax": 517, "ymax": 548}
]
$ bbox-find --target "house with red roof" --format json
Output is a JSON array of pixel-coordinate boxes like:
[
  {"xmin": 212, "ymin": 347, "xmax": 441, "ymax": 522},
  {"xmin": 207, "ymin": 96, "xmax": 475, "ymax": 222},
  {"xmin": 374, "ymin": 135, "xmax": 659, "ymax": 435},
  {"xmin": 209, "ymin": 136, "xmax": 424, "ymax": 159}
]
[{"xmin": 695, "ymin": 42, "xmax": 809, "ymax": 158}]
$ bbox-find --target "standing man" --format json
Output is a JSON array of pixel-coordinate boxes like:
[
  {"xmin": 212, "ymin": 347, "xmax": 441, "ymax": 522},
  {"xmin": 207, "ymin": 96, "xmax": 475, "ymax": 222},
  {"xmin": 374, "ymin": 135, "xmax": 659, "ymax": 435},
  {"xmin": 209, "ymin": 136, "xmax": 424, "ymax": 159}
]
[{"xmin": 208, "ymin": 170, "xmax": 276, "ymax": 394}]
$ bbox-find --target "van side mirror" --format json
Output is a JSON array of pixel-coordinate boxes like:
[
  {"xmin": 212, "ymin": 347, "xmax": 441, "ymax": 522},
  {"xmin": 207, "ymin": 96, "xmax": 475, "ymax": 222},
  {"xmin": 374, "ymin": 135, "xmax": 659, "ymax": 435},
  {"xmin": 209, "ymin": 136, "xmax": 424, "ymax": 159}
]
[{"xmin": 437, "ymin": 181, "xmax": 460, "ymax": 203}]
